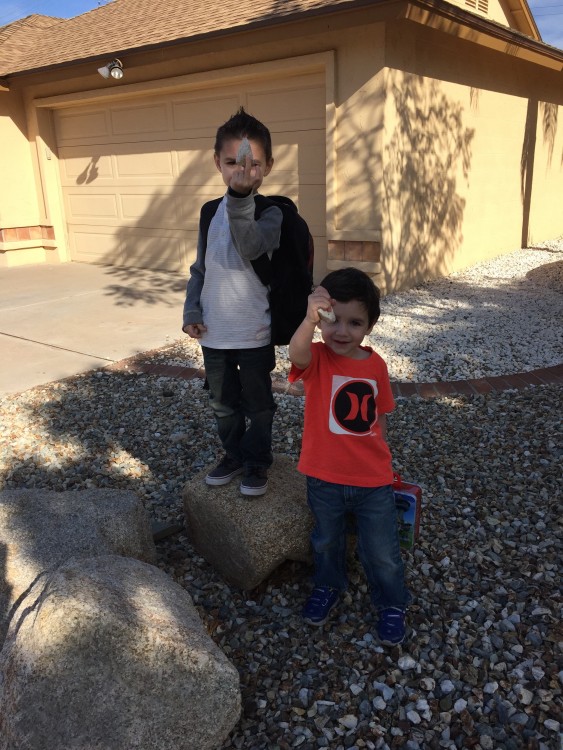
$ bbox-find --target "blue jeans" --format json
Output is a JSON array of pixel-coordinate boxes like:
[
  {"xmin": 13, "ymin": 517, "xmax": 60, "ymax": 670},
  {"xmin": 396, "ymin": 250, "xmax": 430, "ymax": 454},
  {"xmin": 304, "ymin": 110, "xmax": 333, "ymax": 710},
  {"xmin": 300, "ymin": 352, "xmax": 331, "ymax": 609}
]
[
  {"xmin": 202, "ymin": 345, "xmax": 276, "ymax": 470},
  {"xmin": 306, "ymin": 477, "xmax": 411, "ymax": 610}
]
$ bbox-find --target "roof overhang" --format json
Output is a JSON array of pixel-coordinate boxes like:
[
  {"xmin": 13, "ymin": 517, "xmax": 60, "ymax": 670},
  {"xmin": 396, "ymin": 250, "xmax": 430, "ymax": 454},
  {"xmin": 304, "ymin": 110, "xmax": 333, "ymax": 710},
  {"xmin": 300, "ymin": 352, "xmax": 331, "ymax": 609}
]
[
  {"xmin": 2, "ymin": 0, "xmax": 562, "ymax": 81},
  {"xmin": 402, "ymin": 0, "xmax": 562, "ymax": 70}
]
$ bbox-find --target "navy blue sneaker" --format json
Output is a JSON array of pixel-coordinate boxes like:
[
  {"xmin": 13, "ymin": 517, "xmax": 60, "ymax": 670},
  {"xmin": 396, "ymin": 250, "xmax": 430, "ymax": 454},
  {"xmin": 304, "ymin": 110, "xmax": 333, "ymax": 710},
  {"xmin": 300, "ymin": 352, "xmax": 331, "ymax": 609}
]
[
  {"xmin": 377, "ymin": 607, "xmax": 406, "ymax": 646},
  {"xmin": 302, "ymin": 586, "xmax": 339, "ymax": 626}
]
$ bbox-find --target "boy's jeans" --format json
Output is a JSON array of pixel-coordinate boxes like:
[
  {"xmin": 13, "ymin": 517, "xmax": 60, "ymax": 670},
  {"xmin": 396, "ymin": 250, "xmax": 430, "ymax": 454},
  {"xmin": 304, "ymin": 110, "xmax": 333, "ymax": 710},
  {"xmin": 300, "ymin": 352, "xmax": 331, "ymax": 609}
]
[
  {"xmin": 202, "ymin": 345, "xmax": 276, "ymax": 470},
  {"xmin": 306, "ymin": 477, "xmax": 411, "ymax": 610}
]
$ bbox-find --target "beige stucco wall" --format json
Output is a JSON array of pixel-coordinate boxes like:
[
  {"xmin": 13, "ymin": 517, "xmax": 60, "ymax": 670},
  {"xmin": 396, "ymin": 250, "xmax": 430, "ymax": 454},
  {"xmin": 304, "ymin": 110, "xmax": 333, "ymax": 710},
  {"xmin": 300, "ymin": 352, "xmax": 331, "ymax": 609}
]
[
  {"xmin": 0, "ymin": 89, "xmax": 62, "ymax": 266},
  {"xmin": 528, "ymin": 99, "xmax": 563, "ymax": 244},
  {"xmin": 2, "ymin": 5, "xmax": 562, "ymax": 289},
  {"xmin": 0, "ymin": 90, "xmax": 38, "ymax": 228},
  {"xmin": 331, "ymin": 24, "xmax": 385, "ymax": 234},
  {"xmin": 379, "ymin": 20, "xmax": 563, "ymax": 291}
]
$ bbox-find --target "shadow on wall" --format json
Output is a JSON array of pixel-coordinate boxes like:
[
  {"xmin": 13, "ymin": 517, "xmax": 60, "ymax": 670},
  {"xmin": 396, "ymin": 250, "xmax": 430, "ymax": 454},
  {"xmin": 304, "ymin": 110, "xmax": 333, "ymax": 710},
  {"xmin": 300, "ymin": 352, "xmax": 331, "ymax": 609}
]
[
  {"xmin": 540, "ymin": 101, "xmax": 558, "ymax": 168},
  {"xmin": 93, "ymin": 156, "xmax": 218, "ymax": 306},
  {"xmin": 381, "ymin": 72, "xmax": 475, "ymax": 293},
  {"xmin": 521, "ymin": 98, "xmax": 537, "ymax": 249}
]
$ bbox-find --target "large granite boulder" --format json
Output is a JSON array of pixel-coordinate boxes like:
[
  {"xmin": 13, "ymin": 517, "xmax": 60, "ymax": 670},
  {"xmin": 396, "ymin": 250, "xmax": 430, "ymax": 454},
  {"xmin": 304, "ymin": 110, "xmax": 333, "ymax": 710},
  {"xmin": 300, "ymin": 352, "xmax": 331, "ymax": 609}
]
[
  {"xmin": 0, "ymin": 554, "xmax": 241, "ymax": 750},
  {"xmin": 182, "ymin": 454, "xmax": 313, "ymax": 589},
  {"xmin": 0, "ymin": 488, "xmax": 156, "ymax": 644}
]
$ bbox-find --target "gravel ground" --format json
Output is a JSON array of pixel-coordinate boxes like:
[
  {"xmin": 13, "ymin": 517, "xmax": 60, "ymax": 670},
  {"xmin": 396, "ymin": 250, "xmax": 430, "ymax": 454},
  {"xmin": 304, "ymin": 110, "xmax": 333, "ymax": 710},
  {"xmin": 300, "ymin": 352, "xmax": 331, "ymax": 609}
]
[
  {"xmin": 0, "ymin": 242, "xmax": 562, "ymax": 749},
  {"xmin": 145, "ymin": 241, "xmax": 563, "ymax": 384}
]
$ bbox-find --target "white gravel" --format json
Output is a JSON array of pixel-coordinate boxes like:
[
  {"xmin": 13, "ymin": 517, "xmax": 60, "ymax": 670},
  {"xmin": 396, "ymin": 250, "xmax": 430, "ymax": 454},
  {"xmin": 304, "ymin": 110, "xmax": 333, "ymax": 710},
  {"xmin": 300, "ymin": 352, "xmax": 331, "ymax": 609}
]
[
  {"xmin": 157, "ymin": 240, "xmax": 563, "ymax": 383},
  {"xmin": 371, "ymin": 241, "xmax": 563, "ymax": 382}
]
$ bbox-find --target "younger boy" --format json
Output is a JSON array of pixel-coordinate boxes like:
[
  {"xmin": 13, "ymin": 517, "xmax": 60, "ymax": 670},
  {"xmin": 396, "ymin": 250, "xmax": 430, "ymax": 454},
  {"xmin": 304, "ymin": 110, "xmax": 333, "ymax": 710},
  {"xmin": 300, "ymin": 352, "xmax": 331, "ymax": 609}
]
[
  {"xmin": 183, "ymin": 107, "xmax": 281, "ymax": 496},
  {"xmin": 288, "ymin": 267, "xmax": 410, "ymax": 645}
]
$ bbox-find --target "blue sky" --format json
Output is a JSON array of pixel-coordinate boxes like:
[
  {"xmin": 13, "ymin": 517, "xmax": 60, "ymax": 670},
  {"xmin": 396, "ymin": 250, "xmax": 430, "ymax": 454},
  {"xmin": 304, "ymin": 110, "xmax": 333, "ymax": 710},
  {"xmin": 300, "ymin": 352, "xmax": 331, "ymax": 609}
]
[{"xmin": 1, "ymin": 0, "xmax": 562, "ymax": 49}]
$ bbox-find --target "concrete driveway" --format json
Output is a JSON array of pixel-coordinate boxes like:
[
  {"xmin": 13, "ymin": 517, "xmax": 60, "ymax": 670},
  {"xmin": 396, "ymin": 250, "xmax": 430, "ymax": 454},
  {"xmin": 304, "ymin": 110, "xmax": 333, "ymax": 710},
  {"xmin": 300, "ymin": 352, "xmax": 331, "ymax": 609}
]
[{"xmin": 0, "ymin": 262, "xmax": 188, "ymax": 394}]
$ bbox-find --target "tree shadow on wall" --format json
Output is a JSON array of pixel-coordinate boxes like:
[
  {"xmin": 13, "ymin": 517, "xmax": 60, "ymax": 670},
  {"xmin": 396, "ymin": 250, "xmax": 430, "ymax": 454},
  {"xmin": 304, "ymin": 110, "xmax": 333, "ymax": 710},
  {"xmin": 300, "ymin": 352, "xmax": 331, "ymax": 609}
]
[
  {"xmin": 540, "ymin": 101, "xmax": 558, "ymax": 168},
  {"xmin": 98, "ymin": 178, "xmax": 203, "ymax": 307},
  {"xmin": 381, "ymin": 72, "xmax": 475, "ymax": 292}
]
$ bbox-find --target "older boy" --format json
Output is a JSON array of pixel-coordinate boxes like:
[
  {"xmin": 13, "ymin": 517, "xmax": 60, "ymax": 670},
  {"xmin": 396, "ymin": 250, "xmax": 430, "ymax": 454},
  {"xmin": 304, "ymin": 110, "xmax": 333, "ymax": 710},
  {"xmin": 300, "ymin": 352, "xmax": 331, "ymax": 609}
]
[
  {"xmin": 288, "ymin": 267, "xmax": 411, "ymax": 645},
  {"xmin": 183, "ymin": 108, "xmax": 281, "ymax": 496}
]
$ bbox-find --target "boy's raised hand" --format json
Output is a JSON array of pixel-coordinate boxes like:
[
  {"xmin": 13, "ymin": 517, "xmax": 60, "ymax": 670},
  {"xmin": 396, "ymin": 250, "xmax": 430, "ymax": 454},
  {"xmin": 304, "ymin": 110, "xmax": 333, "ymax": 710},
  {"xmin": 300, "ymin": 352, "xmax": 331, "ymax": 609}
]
[
  {"xmin": 230, "ymin": 155, "xmax": 263, "ymax": 195},
  {"xmin": 307, "ymin": 286, "xmax": 334, "ymax": 325}
]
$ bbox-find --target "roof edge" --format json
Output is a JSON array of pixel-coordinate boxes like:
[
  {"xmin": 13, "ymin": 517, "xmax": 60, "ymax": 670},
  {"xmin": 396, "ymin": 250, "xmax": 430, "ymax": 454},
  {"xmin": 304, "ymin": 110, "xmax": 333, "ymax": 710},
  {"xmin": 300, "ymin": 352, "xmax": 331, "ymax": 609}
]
[{"xmin": 2, "ymin": 0, "xmax": 562, "ymax": 80}]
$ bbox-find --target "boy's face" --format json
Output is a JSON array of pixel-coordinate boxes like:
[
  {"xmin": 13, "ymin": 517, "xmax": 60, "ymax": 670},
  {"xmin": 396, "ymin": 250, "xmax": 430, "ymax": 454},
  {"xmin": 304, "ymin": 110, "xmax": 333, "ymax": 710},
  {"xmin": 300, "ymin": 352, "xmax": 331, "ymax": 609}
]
[
  {"xmin": 319, "ymin": 299, "xmax": 374, "ymax": 359},
  {"xmin": 214, "ymin": 137, "xmax": 273, "ymax": 190}
]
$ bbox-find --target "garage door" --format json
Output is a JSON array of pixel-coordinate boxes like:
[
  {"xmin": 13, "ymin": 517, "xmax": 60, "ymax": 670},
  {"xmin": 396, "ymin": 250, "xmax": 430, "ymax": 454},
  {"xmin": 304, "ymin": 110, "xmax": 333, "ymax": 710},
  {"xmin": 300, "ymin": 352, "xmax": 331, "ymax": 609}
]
[{"xmin": 54, "ymin": 74, "xmax": 326, "ymax": 274}]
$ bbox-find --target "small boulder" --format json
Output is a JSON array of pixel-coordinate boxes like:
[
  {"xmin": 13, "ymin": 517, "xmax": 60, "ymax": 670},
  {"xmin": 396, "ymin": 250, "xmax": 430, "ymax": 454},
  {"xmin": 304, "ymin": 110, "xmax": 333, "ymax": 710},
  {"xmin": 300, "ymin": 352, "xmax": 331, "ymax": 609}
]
[
  {"xmin": 183, "ymin": 454, "xmax": 313, "ymax": 589},
  {"xmin": 0, "ymin": 488, "xmax": 156, "ymax": 645},
  {"xmin": 0, "ymin": 554, "xmax": 241, "ymax": 750}
]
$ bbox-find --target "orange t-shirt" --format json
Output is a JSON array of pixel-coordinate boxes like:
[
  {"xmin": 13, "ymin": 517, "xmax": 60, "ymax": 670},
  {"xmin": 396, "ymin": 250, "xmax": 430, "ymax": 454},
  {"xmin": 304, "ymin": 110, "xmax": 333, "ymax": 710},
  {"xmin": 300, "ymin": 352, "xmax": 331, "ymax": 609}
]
[{"xmin": 289, "ymin": 342, "xmax": 395, "ymax": 487}]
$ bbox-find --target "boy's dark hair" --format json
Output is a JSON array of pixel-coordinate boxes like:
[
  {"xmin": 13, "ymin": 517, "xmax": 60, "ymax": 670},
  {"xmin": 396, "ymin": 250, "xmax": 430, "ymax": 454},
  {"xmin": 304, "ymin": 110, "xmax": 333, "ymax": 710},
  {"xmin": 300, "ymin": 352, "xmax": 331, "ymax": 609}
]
[
  {"xmin": 214, "ymin": 106, "xmax": 273, "ymax": 163},
  {"xmin": 320, "ymin": 267, "xmax": 381, "ymax": 326}
]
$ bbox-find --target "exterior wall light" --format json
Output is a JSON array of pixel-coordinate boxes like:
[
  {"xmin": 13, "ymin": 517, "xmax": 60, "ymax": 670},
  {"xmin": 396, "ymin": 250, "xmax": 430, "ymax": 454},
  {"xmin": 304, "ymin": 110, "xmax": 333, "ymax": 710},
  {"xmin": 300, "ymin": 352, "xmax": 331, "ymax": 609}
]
[{"xmin": 97, "ymin": 59, "xmax": 124, "ymax": 80}]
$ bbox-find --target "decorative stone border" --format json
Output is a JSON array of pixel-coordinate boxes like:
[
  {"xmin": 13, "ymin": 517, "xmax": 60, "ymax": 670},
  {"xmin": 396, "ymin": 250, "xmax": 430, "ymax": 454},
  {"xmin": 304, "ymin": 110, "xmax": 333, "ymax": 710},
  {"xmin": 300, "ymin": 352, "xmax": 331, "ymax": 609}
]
[{"xmin": 105, "ymin": 357, "xmax": 563, "ymax": 399}]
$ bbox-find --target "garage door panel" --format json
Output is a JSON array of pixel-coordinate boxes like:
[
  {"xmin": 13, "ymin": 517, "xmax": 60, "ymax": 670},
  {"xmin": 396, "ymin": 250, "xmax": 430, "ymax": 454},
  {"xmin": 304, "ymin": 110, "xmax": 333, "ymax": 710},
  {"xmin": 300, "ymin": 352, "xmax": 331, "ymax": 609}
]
[
  {"xmin": 115, "ymin": 229, "xmax": 186, "ymax": 271},
  {"xmin": 55, "ymin": 109, "xmax": 109, "ymax": 143},
  {"xmin": 115, "ymin": 150, "xmax": 175, "ymax": 178},
  {"xmin": 110, "ymin": 103, "xmax": 170, "ymax": 136},
  {"xmin": 69, "ymin": 229, "xmax": 118, "ymax": 263},
  {"xmin": 58, "ymin": 150, "xmax": 114, "ymax": 183},
  {"xmin": 71, "ymin": 225, "xmax": 193, "ymax": 270},
  {"xmin": 120, "ymin": 192, "xmax": 194, "ymax": 228},
  {"xmin": 248, "ymin": 78, "xmax": 325, "ymax": 131},
  {"xmin": 171, "ymin": 95, "xmax": 241, "ymax": 138},
  {"xmin": 67, "ymin": 193, "xmax": 119, "ymax": 220},
  {"xmin": 176, "ymin": 143, "xmax": 217, "ymax": 183}
]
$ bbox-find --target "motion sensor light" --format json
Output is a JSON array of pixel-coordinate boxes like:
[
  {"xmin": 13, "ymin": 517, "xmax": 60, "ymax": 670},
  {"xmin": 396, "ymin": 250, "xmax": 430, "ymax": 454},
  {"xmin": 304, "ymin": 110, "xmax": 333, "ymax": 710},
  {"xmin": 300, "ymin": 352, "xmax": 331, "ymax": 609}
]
[{"xmin": 97, "ymin": 59, "xmax": 124, "ymax": 80}]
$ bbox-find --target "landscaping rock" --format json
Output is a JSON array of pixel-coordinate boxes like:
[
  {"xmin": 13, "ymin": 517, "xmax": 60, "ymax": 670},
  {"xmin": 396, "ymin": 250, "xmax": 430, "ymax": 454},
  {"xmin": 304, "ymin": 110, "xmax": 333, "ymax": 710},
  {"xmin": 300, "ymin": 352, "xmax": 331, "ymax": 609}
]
[
  {"xmin": 0, "ymin": 488, "xmax": 156, "ymax": 645},
  {"xmin": 0, "ymin": 554, "xmax": 241, "ymax": 750},
  {"xmin": 182, "ymin": 454, "xmax": 312, "ymax": 589}
]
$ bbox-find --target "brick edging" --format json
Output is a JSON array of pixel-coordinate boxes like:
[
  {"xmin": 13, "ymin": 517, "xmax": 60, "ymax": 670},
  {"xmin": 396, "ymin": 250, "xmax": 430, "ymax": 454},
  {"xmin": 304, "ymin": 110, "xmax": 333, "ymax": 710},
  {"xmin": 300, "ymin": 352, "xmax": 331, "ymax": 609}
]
[{"xmin": 106, "ymin": 357, "xmax": 562, "ymax": 399}]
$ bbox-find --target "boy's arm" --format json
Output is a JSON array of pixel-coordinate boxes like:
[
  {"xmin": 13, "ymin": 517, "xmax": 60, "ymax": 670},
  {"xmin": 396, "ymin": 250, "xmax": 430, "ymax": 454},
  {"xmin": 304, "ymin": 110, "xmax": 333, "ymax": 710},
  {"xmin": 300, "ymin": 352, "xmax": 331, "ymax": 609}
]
[
  {"xmin": 182, "ymin": 228, "xmax": 206, "ymax": 333},
  {"xmin": 226, "ymin": 191, "xmax": 282, "ymax": 261},
  {"xmin": 288, "ymin": 286, "xmax": 334, "ymax": 370}
]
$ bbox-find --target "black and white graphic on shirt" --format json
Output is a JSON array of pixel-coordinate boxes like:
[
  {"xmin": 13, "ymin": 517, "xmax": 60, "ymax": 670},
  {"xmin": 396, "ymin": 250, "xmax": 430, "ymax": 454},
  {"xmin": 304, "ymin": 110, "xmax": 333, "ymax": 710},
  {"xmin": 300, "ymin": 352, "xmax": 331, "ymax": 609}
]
[{"xmin": 329, "ymin": 376, "xmax": 379, "ymax": 436}]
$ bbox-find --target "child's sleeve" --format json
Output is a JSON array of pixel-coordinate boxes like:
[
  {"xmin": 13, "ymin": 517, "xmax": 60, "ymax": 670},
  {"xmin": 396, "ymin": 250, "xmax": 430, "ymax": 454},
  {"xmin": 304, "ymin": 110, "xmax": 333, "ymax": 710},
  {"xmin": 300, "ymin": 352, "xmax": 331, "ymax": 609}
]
[
  {"xmin": 288, "ymin": 363, "xmax": 305, "ymax": 383},
  {"xmin": 288, "ymin": 343, "xmax": 320, "ymax": 383},
  {"xmin": 226, "ymin": 192, "xmax": 282, "ymax": 261},
  {"xmin": 183, "ymin": 227, "xmax": 206, "ymax": 327}
]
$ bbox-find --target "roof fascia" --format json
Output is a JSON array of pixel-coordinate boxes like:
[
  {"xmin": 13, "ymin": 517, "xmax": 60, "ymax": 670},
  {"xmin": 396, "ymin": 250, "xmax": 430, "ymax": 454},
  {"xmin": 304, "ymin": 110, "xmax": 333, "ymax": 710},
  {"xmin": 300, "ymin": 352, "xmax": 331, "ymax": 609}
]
[
  {"xmin": 4, "ymin": 0, "xmax": 562, "ymax": 80},
  {"xmin": 501, "ymin": 0, "xmax": 541, "ymax": 40}
]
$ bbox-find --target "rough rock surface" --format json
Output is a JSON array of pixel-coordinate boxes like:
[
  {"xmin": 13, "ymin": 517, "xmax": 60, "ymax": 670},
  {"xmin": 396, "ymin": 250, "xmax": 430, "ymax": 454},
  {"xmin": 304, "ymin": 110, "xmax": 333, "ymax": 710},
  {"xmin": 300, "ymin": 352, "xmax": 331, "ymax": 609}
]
[
  {"xmin": 0, "ymin": 488, "xmax": 156, "ymax": 644},
  {"xmin": 0, "ymin": 554, "xmax": 241, "ymax": 750},
  {"xmin": 183, "ymin": 454, "xmax": 313, "ymax": 589}
]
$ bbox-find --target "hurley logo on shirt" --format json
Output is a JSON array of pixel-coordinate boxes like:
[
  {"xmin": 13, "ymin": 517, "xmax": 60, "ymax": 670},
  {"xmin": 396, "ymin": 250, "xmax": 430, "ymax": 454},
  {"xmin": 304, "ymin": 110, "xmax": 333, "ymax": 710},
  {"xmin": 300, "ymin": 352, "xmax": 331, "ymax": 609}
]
[{"xmin": 329, "ymin": 376, "xmax": 378, "ymax": 436}]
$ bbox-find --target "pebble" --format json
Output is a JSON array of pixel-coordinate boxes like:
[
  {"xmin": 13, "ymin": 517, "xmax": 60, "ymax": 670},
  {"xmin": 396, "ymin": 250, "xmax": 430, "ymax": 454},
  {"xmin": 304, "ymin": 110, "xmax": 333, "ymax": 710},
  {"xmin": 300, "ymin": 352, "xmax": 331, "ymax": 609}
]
[
  {"xmin": 398, "ymin": 655, "xmax": 417, "ymax": 670},
  {"xmin": 0, "ymin": 242, "xmax": 561, "ymax": 748}
]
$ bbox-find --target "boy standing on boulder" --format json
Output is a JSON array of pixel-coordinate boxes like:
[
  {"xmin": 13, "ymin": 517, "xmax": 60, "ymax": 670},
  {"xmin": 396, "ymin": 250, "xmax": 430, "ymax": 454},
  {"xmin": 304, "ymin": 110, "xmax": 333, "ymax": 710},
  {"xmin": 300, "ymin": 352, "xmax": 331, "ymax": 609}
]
[
  {"xmin": 288, "ymin": 267, "xmax": 411, "ymax": 646},
  {"xmin": 183, "ymin": 108, "xmax": 281, "ymax": 497}
]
